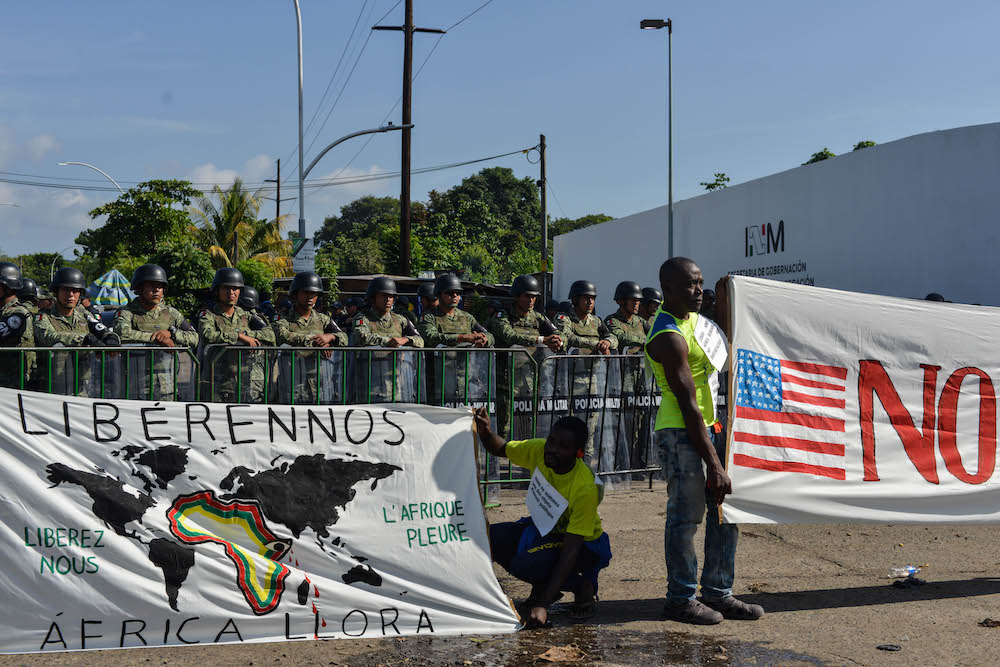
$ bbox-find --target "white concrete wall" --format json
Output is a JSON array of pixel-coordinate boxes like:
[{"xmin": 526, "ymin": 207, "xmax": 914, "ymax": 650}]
[{"xmin": 554, "ymin": 122, "xmax": 1000, "ymax": 315}]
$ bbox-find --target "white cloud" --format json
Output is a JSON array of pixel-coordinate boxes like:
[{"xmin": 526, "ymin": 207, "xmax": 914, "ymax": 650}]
[
  {"xmin": 27, "ymin": 134, "xmax": 60, "ymax": 161},
  {"xmin": 0, "ymin": 184, "xmax": 98, "ymax": 257},
  {"xmin": 187, "ymin": 163, "xmax": 239, "ymax": 191},
  {"xmin": 244, "ymin": 154, "xmax": 274, "ymax": 183}
]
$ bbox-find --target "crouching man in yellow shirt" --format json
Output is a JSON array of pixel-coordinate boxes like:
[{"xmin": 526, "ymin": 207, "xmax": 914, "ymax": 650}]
[{"xmin": 473, "ymin": 408, "xmax": 612, "ymax": 627}]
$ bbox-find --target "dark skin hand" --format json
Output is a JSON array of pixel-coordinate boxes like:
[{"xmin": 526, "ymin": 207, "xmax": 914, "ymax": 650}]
[
  {"xmin": 647, "ymin": 262, "xmax": 731, "ymax": 506},
  {"xmin": 472, "ymin": 408, "xmax": 590, "ymax": 627}
]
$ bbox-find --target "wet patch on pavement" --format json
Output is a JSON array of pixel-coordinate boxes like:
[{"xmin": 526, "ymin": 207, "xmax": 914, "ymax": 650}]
[{"xmin": 345, "ymin": 623, "xmax": 827, "ymax": 666}]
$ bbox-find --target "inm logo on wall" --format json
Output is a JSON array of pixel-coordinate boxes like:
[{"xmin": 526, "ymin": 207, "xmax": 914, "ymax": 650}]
[{"xmin": 745, "ymin": 220, "xmax": 785, "ymax": 257}]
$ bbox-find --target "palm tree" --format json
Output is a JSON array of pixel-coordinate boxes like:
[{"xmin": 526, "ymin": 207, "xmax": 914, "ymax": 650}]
[{"xmin": 190, "ymin": 178, "xmax": 292, "ymax": 274}]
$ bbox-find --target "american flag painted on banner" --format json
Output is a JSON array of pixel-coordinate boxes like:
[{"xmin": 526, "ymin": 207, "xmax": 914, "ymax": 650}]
[{"xmin": 731, "ymin": 349, "xmax": 848, "ymax": 480}]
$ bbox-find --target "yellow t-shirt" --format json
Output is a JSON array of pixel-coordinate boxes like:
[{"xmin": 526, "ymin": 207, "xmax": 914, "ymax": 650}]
[
  {"xmin": 645, "ymin": 308, "xmax": 717, "ymax": 430},
  {"xmin": 505, "ymin": 439, "xmax": 603, "ymax": 541}
]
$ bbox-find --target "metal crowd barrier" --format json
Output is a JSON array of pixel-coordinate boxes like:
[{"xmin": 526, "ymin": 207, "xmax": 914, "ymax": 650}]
[
  {"xmin": 2, "ymin": 343, "xmax": 704, "ymax": 505},
  {"xmin": 0, "ymin": 346, "xmax": 200, "ymax": 401}
]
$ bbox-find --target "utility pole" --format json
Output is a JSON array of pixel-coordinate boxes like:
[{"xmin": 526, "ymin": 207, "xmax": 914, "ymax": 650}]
[
  {"xmin": 373, "ymin": 0, "xmax": 444, "ymax": 275},
  {"xmin": 537, "ymin": 134, "xmax": 548, "ymax": 309},
  {"xmin": 264, "ymin": 159, "xmax": 281, "ymax": 221}
]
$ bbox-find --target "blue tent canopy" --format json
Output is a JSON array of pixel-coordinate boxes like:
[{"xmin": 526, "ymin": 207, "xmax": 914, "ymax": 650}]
[{"xmin": 87, "ymin": 269, "xmax": 135, "ymax": 309}]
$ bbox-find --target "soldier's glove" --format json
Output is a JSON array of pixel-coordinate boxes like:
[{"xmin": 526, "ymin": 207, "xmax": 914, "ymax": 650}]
[
  {"xmin": 539, "ymin": 318, "xmax": 558, "ymax": 336},
  {"xmin": 82, "ymin": 333, "xmax": 102, "ymax": 347},
  {"xmin": 249, "ymin": 314, "xmax": 268, "ymax": 331},
  {"xmin": 178, "ymin": 320, "xmax": 195, "ymax": 332},
  {"xmin": 101, "ymin": 332, "xmax": 121, "ymax": 347},
  {"xmin": 324, "ymin": 320, "xmax": 343, "ymax": 334}
]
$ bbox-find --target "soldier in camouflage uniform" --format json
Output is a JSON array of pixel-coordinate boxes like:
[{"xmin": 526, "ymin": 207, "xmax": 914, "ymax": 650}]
[
  {"xmin": 113, "ymin": 264, "xmax": 199, "ymax": 400},
  {"xmin": 416, "ymin": 281, "xmax": 437, "ymax": 317},
  {"xmin": 482, "ymin": 298, "xmax": 505, "ymax": 341},
  {"xmin": 640, "ymin": 287, "xmax": 663, "ymax": 328},
  {"xmin": 196, "ymin": 267, "xmax": 275, "ymax": 402},
  {"xmin": 418, "ymin": 273, "xmax": 493, "ymax": 406},
  {"xmin": 606, "ymin": 281, "xmax": 649, "ymax": 354},
  {"xmin": 0, "ymin": 263, "xmax": 34, "ymax": 389},
  {"xmin": 349, "ymin": 276, "xmax": 423, "ymax": 402},
  {"xmin": 35, "ymin": 267, "xmax": 120, "ymax": 396},
  {"xmin": 492, "ymin": 275, "xmax": 563, "ymax": 438},
  {"xmin": 554, "ymin": 280, "xmax": 618, "ymax": 467},
  {"xmin": 14, "ymin": 276, "xmax": 41, "ymax": 386},
  {"xmin": 605, "ymin": 281, "xmax": 652, "ymax": 473},
  {"xmin": 273, "ymin": 271, "xmax": 347, "ymax": 404}
]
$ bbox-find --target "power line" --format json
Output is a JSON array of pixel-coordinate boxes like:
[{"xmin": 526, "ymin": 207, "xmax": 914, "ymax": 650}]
[
  {"xmin": 446, "ymin": 0, "xmax": 496, "ymax": 31},
  {"xmin": 307, "ymin": 0, "xmax": 498, "ymax": 200},
  {"xmin": 547, "ymin": 181, "xmax": 567, "ymax": 218},
  {"xmin": 0, "ymin": 146, "xmax": 532, "ymax": 194}
]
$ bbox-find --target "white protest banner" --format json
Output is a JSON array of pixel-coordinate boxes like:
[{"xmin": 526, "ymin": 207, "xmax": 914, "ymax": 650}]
[
  {"xmin": 0, "ymin": 390, "xmax": 519, "ymax": 654},
  {"xmin": 525, "ymin": 469, "xmax": 569, "ymax": 537},
  {"xmin": 724, "ymin": 276, "xmax": 1000, "ymax": 524}
]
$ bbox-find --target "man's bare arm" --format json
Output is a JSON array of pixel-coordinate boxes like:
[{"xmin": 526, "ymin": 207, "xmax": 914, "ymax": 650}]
[
  {"xmin": 473, "ymin": 408, "xmax": 506, "ymax": 458},
  {"xmin": 647, "ymin": 332, "xmax": 732, "ymax": 504}
]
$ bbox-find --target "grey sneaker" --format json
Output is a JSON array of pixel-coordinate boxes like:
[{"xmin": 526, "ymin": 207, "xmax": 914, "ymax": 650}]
[
  {"xmin": 662, "ymin": 599, "xmax": 724, "ymax": 625},
  {"xmin": 701, "ymin": 596, "xmax": 765, "ymax": 620}
]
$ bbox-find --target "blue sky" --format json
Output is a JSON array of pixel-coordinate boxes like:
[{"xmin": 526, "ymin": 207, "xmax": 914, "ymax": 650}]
[{"xmin": 2, "ymin": 0, "xmax": 998, "ymax": 258}]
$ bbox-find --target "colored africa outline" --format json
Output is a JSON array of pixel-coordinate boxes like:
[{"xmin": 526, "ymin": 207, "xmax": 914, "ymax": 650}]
[{"xmin": 167, "ymin": 491, "xmax": 291, "ymax": 615}]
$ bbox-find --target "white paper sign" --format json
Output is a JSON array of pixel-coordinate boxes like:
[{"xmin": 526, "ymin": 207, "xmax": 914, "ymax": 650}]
[
  {"xmin": 525, "ymin": 469, "xmax": 569, "ymax": 536},
  {"xmin": 694, "ymin": 314, "xmax": 728, "ymax": 372},
  {"xmin": 0, "ymin": 391, "xmax": 519, "ymax": 653}
]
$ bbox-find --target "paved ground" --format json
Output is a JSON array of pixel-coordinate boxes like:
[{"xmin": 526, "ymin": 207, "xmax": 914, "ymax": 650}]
[{"xmin": 6, "ymin": 482, "xmax": 1000, "ymax": 666}]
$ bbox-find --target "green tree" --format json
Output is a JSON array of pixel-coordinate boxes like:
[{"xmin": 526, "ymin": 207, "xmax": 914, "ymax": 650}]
[
  {"xmin": 190, "ymin": 178, "xmax": 291, "ymax": 274},
  {"xmin": 803, "ymin": 148, "xmax": 836, "ymax": 165},
  {"xmin": 700, "ymin": 173, "xmax": 731, "ymax": 191},
  {"xmin": 457, "ymin": 244, "xmax": 499, "ymax": 284},
  {"xmin": 236, "ymin": 258, "xmax": 276, "ymax": 294},
  {"xmin": 548, "ymin": 213, "xmax": 614, "ymax": 240},
  {"xmin": 853, "ymin": 140, "xmax": 877, "ymax": 151},
  {"xmin": 428, "ymin": 167, "xmax": 541, "ymax": 242},
  {"xmin": 78, "ymin": 180, "xmax": 201, "ymax": 263}
]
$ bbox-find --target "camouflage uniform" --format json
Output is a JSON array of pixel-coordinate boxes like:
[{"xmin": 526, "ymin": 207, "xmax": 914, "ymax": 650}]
[
  {"xmin": 273, "ymin": 308, "xmax": 347, "ymax": 404},
  {"xmin": 113, "ymin": 299, "xmax": 199, "ymax": 400},
  {"xmin": 197, "ymin": 304, "xmax": 276, "ymax": 402},
  {"xmin": 0, "ymin": 298, "xmax": 34, "ymax": 389},
  {"xmin": 418, "ymin": 307, "xmax": 495, "ymax": 406},
  {"xmin": 605, "ymin": 310, "xmax": 653, "ymax": 474},
  {"xmin": 493, "ymin": 308, "xmax": 562, "ymax": 439},
  {"xmin": 554, "ymin": 311, "xmax": 619, "ymax": 466},
  {"xmin": 349, "ymin": 308, "xmax": 424, "ymax": 403},
  {"xmin": 35, "ymin": 305, "xmax": 96, "ymax": 396}
]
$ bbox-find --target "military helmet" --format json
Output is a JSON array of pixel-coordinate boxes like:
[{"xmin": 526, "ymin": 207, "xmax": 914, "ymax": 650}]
[
  {"xmin": 238, "ymin": 285, "xmax": 260, "ymax": 310},
  {"xmin": 290, "ymin": 271, "xmax": 325, "ymax": 294},
  {"xmin": 211, "ymin": 267, "xmax": 245, "ymax": 290},
  {"xmin": 558, "ymin": 301, "xmax": 573, "ymax": 314},
  {"xmin": 365, "ymin": 276, "xmax": 397, "ymax": 301},
  {"xmin": 568, "ymin": 280, "xmax": 597, "ymax": 300},
  {"xmin": 347, "ymin": 296, "xmax": 365, "ymax": 309},
  {"xmin": 50, "ymin": 267, "xmax": 86, "ymax": 291},
  {"xmin": 17, "ymin": 277, "xmax": 37, "ymax": 301},
  {"xmin": 614, "ymin": 280, "xmax": 643, "ymax": 302},
  {"xmin": 433, "ymin": 273, "xmax": 463, "ymax": 296},
  {"xmin": 641, "ymin": 287, "xmax": 663, "ymax": 304},
  {"xmin": 925, "ymin": 292, "xmax": 946, "ymax": 302},
  {"xmin": 702, "ymin": 288, "xmax": 716, "ymax": 304},
  {"xmin": 132, "ymin": 263, "xmax": 168, "ymax": 288},
  {"xmin": 486, "ymin": 298, "xmax": 503, "ymax": 312},
  {"xmin": 332, "ymin": 300, "xmax": 344, "ymax": 310},
  {"xmin": 396, "ymin": 295, "xmax": 411, "ymax": 307},
  {"xmin": 0, "ymin": 262, "xmax": 23, "ymax": 291},
  {"xmin": 416, "ymin": 282, "xmax": 435, "ymax": 300},
  {"xmin": 510, "ymin": 274, "xmax": 541, "ymax": 298}
]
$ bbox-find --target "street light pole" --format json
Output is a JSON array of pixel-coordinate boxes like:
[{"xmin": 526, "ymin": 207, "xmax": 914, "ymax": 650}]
[
  {"xmin": 302, "ymin": 124, "xmax": 411, "ymax": 179},
  {"xmin": 293, "ymin": 0, "xmax": 305, "ymax": 239},
  {"xmin": 0, "ymin": 202, "xmax": 21, "ymax": 207},
  {"xmin": 640, "ymin": 18, "xmax": 673, "ymax": 258},
  {"xmin": 57, "ymin": 162, "xmax": 125, "ymax": 194}
]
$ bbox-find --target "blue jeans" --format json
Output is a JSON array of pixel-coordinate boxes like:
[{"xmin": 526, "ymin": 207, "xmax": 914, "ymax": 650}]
[
  {"xmin": 490, "ymin": 517, "xmax": 612, "ymax": 594},
  {"xmin": 656, "ymin": 426, "xmax": 738, "ymax": 603}
]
